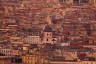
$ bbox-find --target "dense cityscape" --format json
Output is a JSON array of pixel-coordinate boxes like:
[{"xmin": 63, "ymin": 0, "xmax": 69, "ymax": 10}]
[{"xmin": 0, "ymin": 0, "xmax": 96, "ymax": 64}]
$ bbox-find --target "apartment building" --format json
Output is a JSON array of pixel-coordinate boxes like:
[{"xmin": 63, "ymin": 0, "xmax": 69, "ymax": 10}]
[
  {"xmin": 10, "ymin": 36, "xmax": 23, "ymax": 44},
  {"xmin": 0, "ymin": 49, "xmax": 20, "ymax": 56},
  {"xmin": 22, "ymin": 54, "xmax": 43, "ymax": 64},
  {"xmin": 50, "ymin": 61, "xmax": 96, "ymax": 64},
  {"xmin": 24, "ymin": 36, "xmax": 41, "ymax": 44}
]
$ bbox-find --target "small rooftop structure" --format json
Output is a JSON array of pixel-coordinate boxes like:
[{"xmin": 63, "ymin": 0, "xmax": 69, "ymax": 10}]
[{"xmin": 44, "ymin": 25, "xmax": 53, "ymax": 32}]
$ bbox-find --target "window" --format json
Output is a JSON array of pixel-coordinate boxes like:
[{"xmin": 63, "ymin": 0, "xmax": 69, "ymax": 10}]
[
  {"xmin": 59, "ymin": 0, "xmax": 65, "ymax": 3},
  {"xmin": 47, "ymin": 39, "xmax": 49, "ymax": 41},
  {"xmin": 80, "ymin": 0, "xmax": 89, "ymax": 3},
  {"xmin": 74, "ymin": 0, "xmax": 80, "ymax": 3},
  {"xmin": 47, "ymin": 34, "xmax": 49, "ymax": 36},
  {"xmin": 74, "ymin": 0, "xmax": 89, "ymax": 4}
]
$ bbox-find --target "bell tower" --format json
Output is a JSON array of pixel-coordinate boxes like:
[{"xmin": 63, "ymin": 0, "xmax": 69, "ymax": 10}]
[{"xmin": 43, "ymin": 25, "xmax": 53, "ymax": 44}]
